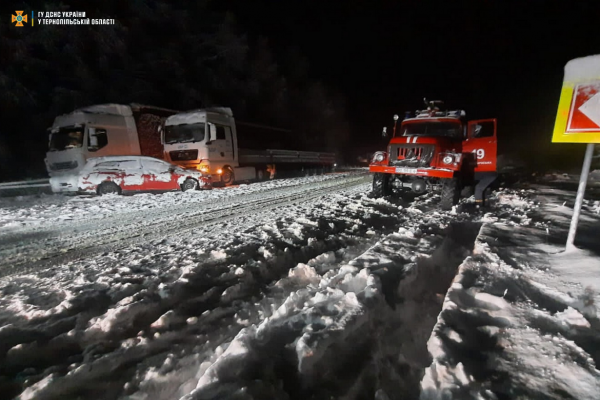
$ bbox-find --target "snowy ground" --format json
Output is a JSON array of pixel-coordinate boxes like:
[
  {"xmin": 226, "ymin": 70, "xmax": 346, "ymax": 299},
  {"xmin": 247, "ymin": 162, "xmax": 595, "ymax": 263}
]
[
  {"xmin": 0, "ymin": 172, "xmax": 359, "ymax": 229},
  {"xmin": 1, "ymin": 170, "xmax": 600, "ymax": 399},
  {"xmin": 0, "ymin": 173, "xmax": 368, "ymax": 277},
  {"xmin": 422, "ymin": 175, "xmax": 600, "ymax": 400}
]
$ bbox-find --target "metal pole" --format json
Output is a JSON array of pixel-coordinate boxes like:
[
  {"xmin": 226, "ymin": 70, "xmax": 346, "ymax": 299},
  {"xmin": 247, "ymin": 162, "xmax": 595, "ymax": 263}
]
[{"xmin": 566, "ymin": 143, "xmax": 596, "ymax": 250}]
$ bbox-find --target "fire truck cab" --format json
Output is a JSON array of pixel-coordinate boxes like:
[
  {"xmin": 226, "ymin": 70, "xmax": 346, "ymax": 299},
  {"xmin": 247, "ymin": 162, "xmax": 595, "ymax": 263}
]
[{"xmin": 369, "ymin": 100, "xmax": 498, "ymax": 209}]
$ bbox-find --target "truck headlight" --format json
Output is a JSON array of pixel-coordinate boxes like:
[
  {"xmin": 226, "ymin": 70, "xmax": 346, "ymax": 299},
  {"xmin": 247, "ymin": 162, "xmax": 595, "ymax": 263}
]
[
  {"xmin": 199, "ymin": 165, "xmax": 209, "ymax": 173},
  {"xmin": 373, "ymin": 152, "xmax": 386, "ymax": 163},
  {"xmin": 443, "ymin": 155, "xmax": 453, "ymax": 164}
]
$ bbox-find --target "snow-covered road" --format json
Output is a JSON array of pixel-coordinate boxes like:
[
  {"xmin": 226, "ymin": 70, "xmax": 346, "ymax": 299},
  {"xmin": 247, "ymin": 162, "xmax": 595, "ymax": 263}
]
[
  {"xmin": 1, "ymin": 170, "xmax": 470, "ymax": 399},
  {"xmin": 1, "ymin": 171, "xmax": 600, "ymax": 400},
  {"xmin": 0, "ymin": 173, "xmax": 369, "ymax": 277}
]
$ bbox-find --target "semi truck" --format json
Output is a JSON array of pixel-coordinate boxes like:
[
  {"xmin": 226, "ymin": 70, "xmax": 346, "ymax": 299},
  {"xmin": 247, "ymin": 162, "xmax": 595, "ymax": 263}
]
[
  {"xmin": 162, "ymin": 108, "xmax": 336, "ymax": 185},
  {"xmin": 369, "ymin": 99, "xmax": 498, "ymax": 209},
  {"xmin": 45, "ymin": 103, "xmax": 178, "ymax": 193}
]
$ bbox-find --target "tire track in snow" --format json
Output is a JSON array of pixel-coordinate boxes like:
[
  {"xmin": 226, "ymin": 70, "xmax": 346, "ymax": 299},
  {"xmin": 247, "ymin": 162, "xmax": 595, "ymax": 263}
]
[
  {"xmin": 178, "ymin": 222, "xmax": 483, "ymax": 400},
  {"xmin": 0, "ymin": 179, "xmax": 402, "ymax": 400},
  {"xmin": 0, "ymin": 174, "xmax": 370, "ymax": 277}
]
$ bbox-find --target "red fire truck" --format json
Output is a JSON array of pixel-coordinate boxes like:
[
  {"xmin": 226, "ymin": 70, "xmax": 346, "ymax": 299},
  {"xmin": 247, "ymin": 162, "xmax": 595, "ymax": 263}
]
[{"xmin": 369, "ymin": 100, "xmax": 498, "ymax": 209}]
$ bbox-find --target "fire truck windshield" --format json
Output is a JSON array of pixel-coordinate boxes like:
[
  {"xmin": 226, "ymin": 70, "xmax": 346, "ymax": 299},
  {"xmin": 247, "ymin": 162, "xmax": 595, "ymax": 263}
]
[{"xmin": 401, "ymin": 122, "xmax": 462, "ymax": 139}]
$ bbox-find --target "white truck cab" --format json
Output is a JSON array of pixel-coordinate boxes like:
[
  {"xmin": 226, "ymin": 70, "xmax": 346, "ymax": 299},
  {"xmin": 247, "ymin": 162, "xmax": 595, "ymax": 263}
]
[
  {"xmin": 45, "ymin": 105, "xmax": 142, "ymax": 192},
  {"xmin": 163, "ymin": 108, "xmax": 255, "ymax": 185}
]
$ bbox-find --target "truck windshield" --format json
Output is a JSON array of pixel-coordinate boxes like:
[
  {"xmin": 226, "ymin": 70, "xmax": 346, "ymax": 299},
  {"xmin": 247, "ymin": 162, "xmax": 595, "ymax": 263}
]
[
  {"xmin": 401, "ymin": 122, "xmax": 462, "ymax": 139},
  {"xmin": 164, "ymin": 123, "xmax": 206, "ymax": 144},
  {"xmin": 48, "ymin": 126, "xmax": 85, "ymax": 151}
]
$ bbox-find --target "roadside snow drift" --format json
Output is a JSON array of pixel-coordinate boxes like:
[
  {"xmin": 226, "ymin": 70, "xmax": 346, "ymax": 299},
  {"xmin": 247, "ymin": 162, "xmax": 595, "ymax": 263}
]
[{"xmin": 421, "ymin": 180, "xmax": 600, "ymax": 400}]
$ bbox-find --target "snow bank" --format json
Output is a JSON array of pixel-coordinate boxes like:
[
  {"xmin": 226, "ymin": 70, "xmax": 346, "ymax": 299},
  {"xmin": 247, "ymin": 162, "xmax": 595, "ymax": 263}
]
[
  {"xmin": 421, "ymin": 222, "xmax": 600, "ymax": 400},
  {"xmin": 183, "ymin": 213, "xmax": 483, "ymax": 399}
]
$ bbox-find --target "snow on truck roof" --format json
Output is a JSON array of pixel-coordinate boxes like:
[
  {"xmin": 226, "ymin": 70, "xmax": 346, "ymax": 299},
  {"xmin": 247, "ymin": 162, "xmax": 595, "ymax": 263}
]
[
  {"xmin": 402, "ymin": 116, "xmax": 462, "ymax": 123},
  {"xmin": 57, "ymin": 104, "xmax": 133, "ymax": 117},
  {"xmin": 58, "ymin": 103, "xmax": 179, "ymax": 118},
  {"xmin": 402, "ymin": 109, "xmax": 465, "ymax": 123},
  {"xmin": 166, "ymin": 107, "xmax": 234, "ymax": 125}
]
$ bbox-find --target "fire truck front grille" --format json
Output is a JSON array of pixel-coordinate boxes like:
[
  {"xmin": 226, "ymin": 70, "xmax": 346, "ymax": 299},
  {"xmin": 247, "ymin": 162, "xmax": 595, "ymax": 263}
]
[
  {"xmin": 389, "ymin": 144, "xmax": 434, "ymax": 167},
  {"xmin": 169, "ymin": 150, "xmax": 199, "ymax": 161}
]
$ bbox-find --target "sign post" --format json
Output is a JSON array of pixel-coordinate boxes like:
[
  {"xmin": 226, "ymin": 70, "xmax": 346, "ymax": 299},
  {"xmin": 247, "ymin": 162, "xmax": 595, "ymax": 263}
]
[
  {"xmin": 566, "ymin": 143, "xmax": 595, "ymax": 249},
  {"xmin": 553, "ymin": 55, "xmax": 600, "ymax": 250}
]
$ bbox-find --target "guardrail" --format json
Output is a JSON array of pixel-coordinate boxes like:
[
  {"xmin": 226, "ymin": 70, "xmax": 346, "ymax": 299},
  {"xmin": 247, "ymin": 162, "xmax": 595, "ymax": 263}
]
[
  {"xmin": 0, "ymin": 179, "xmax": 51, "ymax": 196},
  {"xmin": 0, "ymin": 178, "xmax": 50, "ymax": 189}
]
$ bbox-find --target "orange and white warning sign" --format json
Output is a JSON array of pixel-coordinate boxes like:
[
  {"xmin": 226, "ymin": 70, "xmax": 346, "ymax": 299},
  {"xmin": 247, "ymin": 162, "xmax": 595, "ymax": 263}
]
[{"xmin": 553, "ymin": 55, "xmax": 600, "ymax": 143}]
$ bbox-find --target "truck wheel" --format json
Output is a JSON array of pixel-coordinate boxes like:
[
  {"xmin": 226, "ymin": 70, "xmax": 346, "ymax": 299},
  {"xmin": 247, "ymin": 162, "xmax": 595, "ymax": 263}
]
[
  {"xmin": 372, "ymin": 173, "xmax": 392, "ymax": 197},
  {"xmin": 221, "ymin": 167, "xmax": 235, "ymax": 186},
  {"xmin": 461, "ymin": 185, "xmax": 475, "ymax": 198},
  {"xmin": 181, "ymin": 178, "xmax": 198, "ymax": 191},
  {"xmin": 440, "ymin": 178, "xmax": 460, "ymax": 210},
  {"xmin": 97, "ymin": 181, "xmax": 121, "ymax": 196}
]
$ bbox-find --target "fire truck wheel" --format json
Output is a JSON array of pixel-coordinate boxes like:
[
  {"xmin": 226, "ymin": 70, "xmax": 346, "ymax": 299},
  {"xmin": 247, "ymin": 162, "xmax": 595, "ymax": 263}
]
[
  {"xmin": 440, "ymin": 178, "xmax": 460, "ymax": 210},
  {"xmin": 372, "ymin": 173, "xmax": 391, "ymax": 197},
  {"xmin": 461, "ymin": 185, "xmax": 475, "ymax": 198},
  {"xmin": 181, "ymin": 178, "xmax": 199, "ymax": 191},
  {"xmin": 221, "ymin": 166, "xmax": 235, "ymax": 186},
  {"xmin": 97, "ymin": 181, "xmax": 121, "ymax": 196}
]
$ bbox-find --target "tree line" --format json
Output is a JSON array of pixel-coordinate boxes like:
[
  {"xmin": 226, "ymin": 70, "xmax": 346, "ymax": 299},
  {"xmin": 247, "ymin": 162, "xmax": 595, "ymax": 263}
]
[{"xmin": 0, "ymin": 0, "xmax": 349, "ymax": 181}]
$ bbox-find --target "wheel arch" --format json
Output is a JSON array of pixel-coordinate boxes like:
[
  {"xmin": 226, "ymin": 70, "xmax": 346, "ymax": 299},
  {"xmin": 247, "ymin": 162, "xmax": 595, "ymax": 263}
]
[{"xmin": 97, "ymin": 180, "xmax": 122, "ymax": 195}]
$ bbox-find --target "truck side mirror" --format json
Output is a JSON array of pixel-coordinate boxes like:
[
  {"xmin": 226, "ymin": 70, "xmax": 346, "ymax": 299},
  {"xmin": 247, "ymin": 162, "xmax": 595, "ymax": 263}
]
[{"xmin": 382, "ymin": 127, "xmax": 388, "ymax": 138}]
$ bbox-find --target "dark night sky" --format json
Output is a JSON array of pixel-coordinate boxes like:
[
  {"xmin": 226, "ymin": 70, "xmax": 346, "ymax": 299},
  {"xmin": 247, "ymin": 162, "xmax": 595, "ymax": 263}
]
[
  {"xmin": 219, "ymin": 0, "xmax": 600, "ymax": 163},
  {"xmin": 3, "ymin": 0, "xmax": 600, "ymax": 179}
]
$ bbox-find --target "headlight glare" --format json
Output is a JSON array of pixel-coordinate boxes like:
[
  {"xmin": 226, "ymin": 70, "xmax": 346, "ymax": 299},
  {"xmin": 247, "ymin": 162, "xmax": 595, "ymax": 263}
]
[{"xmin": 373, "ymin": 152, "xmax": 386, "ymax": 163}]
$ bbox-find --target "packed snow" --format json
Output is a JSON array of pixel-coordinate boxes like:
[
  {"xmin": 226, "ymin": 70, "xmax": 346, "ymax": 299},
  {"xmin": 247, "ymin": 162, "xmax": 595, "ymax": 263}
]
[
  {"xmin": 0, "ymin": 172, "xmax": 354, "ymax": 229},
  {"xmin": 1, "ymin": 170, "xmax": 600, "ymax": 399},
  {"xmin": 421, "ymin": 175, "xmax": 600, "ymax": 400}
]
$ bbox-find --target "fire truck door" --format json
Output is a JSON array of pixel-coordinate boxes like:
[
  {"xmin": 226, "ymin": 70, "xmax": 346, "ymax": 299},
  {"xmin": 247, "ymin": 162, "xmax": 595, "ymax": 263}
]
[{"xmin": 463, "ymin": 119, "xmax": 497, "ymax": 172}]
